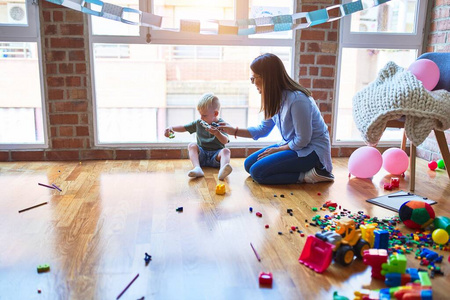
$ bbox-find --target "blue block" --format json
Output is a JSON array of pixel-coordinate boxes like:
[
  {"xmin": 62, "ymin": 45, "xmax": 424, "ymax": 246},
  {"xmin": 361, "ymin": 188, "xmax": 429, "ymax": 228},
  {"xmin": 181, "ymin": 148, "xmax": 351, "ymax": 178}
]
[{"xmin": 374, "ymin": 230, "xmax": 389, "ymax": 249}]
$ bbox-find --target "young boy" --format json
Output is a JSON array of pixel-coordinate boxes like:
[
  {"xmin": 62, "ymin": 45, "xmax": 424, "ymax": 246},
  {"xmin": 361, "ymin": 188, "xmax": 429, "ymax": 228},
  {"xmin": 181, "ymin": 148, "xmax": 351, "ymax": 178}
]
[{"xmin": 164, "ymin": 93, "xmax": 233, "ymax": 180}]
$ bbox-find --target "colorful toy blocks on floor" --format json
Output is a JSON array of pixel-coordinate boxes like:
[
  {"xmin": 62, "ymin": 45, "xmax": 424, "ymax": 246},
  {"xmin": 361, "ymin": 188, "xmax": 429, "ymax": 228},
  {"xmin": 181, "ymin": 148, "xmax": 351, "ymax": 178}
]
[
  {"xmin": 258, "ymin": 272, "xmax": 273, "ymax": 287},
  {"xmin": 215, "ymin": 184, "xmax": 225, "ymax": 195},
  {"xmin": 363, "ymin": 249, "xmax": 388, "ymax": 280},
  {"xmin": 381, "ymin": 253, "xmax": 407, "ymax": 276},
  {"xmin": 37, "ymin": 264, "xmax": 50, "ymax": 273}
]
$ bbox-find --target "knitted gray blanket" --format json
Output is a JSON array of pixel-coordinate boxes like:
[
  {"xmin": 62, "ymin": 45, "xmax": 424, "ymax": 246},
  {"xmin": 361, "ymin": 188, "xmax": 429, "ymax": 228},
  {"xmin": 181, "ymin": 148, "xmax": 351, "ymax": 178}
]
[{"xmin": 352, "ymin": 61, "xmax": 450, "ymax": 146}]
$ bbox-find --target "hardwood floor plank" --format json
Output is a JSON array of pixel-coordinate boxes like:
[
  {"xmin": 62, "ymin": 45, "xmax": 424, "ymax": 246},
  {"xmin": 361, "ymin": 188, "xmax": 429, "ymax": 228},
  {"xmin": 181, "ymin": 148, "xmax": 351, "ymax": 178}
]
[{"xmin": 1, "ymin": 158, "xmax": 449, "ymax": 299}]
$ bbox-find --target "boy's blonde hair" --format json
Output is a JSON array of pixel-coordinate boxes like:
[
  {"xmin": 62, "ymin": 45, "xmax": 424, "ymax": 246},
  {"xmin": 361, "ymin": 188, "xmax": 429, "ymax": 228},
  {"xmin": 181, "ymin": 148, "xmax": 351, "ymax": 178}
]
[{"xmin": 197, "ymin": 93, "xmax": 220, "ymax": 111}]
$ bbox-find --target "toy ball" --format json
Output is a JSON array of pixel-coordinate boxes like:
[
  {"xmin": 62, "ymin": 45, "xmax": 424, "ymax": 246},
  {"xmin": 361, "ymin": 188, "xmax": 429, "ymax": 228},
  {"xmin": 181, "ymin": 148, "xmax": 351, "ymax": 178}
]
[
  {"xmin": 432, "ymin": 228, "xmax": 449, "ymax": 245},
  {"xmin": 428, "ymin": 160, "xmax": 438, "ymax": 171},
  {"xmin": 437, "ymin": 159, "xmax": 446, "ymax": 169},
  {"xmin": 382, "ymin": 148, "xmax": 409, "ymax": 175},
  {"xmin": 348, "ymin": 146, "xmax": 382, "ymax": 178},
  {"xmin": 399, "ymin": 200, "xmax": 435, "ymax": 229},
  {"xmin": 408, "ymin": 58, "xmax": 440, "ymax": 91}
]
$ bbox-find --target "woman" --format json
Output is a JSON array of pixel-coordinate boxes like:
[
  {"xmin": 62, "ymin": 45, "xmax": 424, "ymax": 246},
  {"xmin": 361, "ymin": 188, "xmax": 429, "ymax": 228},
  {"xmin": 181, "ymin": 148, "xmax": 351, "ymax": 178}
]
[{"xmin": 219, "ymin": 53, "xmax": 333, "ymax": 185}]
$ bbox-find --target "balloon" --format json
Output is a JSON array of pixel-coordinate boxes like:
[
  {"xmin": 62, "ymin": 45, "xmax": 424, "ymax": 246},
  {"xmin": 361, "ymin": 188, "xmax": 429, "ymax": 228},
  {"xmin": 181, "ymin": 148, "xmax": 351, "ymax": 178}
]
[
  {"xmin": 408, "ymin": 59, "xmax": 440, "ymax": 91},
  {"xmin": 382, "ymin": 148, "xmax": 409, "ymax": 175},
  {"xmin": 428, "ymin": 161, "xmax": 437, "ymax": 171},
  {"xmin": 437, "ymin": 159, "xmax": 446, "ymax": 169},
  {"xmin": 432, "ymin": 228, "xmax": 449, "ymax": 245},
  {"xmin": 348, "ymin": 146, "xmax": 382, "ymax": 178}
]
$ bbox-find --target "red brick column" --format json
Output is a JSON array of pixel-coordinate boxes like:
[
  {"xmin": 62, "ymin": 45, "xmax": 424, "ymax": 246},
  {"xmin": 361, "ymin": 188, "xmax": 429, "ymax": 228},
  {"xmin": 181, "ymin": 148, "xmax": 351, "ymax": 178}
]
[
  {"xmin": 297, "ymin": 0, "xmax": 339, "ymax": 156},
  {"xmin": 40, "ymin": 1, "xmax": 95, "ymax": 160}
]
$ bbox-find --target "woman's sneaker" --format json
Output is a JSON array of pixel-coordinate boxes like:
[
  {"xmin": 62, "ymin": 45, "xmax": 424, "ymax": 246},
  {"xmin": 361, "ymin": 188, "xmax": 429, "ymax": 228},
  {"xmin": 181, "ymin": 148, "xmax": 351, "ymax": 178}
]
[{"xmin": 303, "ymin": 167, "xmax": 334, "ymax": 184}]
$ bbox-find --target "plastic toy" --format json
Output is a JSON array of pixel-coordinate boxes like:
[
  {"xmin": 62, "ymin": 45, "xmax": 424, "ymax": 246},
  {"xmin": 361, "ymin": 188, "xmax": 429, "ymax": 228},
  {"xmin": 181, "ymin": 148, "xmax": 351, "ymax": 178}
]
[
  {"xmin": 381, "ymin": 253, "xmax": 407, "ymax": 276},
  {"xmin": 37, "ymin": 264, "xmax": 50, "ymax": 273},
  {"xmin": 144, "ymin": 253, "xmax": 152, "ymax": 265},
  {"xmin": 384, "ymin": 182, "xmax": 393, "ymax": 190},
  {"xmin": 434, "ymin": 216, "xmax": 450, "ymax": 234},
  {"xmin": 258, "ymin": 272, "xmax": 273, "ymax": 287},
  {"xmin": 398, "ymin": 201, "xmax": 435, "ymax": 229},
  {"xmin": 176, "ymin": 207, "xmax": 183, "ymax": 212},
  {"xmin": 428, "ymin": 160, "xmax": 438, "ymax": 170},
  {"xmin": 437, "ymin": 158, "xmax": 445, "ymax": 169},
  {"xmin": 360, "ymin": 223, "xmax": 377, "ymax": 247},
  {"xmin": 323, "ymin": 200, "xmax": 337, "ymax": 208},
  {"xmin": 390, "ymin": 177, "xmax": 400, "ymax": 187},
  {"xmin": 332, "ymin": 291, "xmax": 349, "ymax": 300},
  {"xmin": 385, "ymin": 269, "xmax": 420, "ymax": 287},
  {"xmin": 299, "ymin": 219, "xmax": 370, "ymax": 272},
  {"xmin": 256, "ymin": 212, "xmax": 262, "ymax": 217},
  {"xmin": 363, "ymin": 248, "xmax": 388, "ymax": 280},
  {"xmin": 215, "ymin": 184, "xmax": 225, "ymax": 195},
  {"xmin": 432, "ymin": 228, "xmax": 449, "ymax": 245},
  {"xmin": 374, "ymin": 230, "xmax": 389, "ymax": 249}
]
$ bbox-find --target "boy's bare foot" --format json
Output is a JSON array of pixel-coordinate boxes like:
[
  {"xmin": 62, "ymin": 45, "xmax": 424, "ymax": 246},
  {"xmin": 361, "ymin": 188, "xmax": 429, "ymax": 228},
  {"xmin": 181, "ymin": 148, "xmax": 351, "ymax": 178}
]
[
  {"xmin": 188, "ymin": 167, "xmax": 204, "ymax": 178},
  {"xmin": 218, "ymin": 163, "xmax": 233, "ymax": 180}
]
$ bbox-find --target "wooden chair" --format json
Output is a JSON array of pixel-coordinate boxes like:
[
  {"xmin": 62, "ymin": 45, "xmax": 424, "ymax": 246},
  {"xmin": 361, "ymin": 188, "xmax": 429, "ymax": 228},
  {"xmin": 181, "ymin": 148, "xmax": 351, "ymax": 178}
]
[{"xmin": 385, "ymin": 53, "xmax": 450, "ymax": 192}]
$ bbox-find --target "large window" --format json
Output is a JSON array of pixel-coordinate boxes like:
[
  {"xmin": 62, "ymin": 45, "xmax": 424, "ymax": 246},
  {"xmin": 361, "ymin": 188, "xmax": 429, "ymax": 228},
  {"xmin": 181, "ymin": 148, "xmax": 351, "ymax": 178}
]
[
  {"xmin": 0, "ymin": 0, "xmax": 46, "ymax": 148},
  {"xmin": 90, "ymin": 0, "xmax": 294, "ymax": 145},
  {"xmin": 334, "ymin": 0, "xmax": 428, "ymax": 145}
]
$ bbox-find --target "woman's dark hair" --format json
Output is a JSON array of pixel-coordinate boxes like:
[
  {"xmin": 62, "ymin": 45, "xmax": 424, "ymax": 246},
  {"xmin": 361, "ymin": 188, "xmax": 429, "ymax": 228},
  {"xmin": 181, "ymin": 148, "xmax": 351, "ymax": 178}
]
[{"xmin": 250, "ymin": 53, "xmax": 311, "ymax": 119}]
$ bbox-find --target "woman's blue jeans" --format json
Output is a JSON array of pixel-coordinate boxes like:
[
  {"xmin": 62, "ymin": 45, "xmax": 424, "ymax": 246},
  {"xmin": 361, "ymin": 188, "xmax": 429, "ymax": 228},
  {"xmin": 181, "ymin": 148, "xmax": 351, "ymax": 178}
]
[{"xmin": 244, "ymin": 145, "xmax": 320, "ymax": 185}]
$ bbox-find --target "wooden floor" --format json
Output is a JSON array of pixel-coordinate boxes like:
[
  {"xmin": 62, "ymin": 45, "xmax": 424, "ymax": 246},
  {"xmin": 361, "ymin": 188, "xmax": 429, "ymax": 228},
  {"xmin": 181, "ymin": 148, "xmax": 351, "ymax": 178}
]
[{"xmin": 1, "ymin": 158, "xmax": 449, "ymax": 300}]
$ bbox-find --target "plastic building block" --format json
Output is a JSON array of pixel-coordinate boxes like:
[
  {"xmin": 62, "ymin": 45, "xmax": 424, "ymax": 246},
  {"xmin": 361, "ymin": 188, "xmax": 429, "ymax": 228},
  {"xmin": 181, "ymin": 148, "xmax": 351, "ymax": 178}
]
[
  {"xmin": 176, "ymin": 207, "xmax": 183, "ymax": 212},
  {"xmin": 258, "ymin": 272, "xmax": 273, "ymax": 287},
  {"xmin": 323, "ymin": 200, "xmax": 337, "ymax": 208},
  {"xmin": 418, "ymin": 248, "xmax": 439, "ymax": 261},
  {"xmin": 384, "ymin": 183, "xmax": 393, "ymax": 190},
  {"xmin": 144, "ymin": 253, "xmax": 152, "ymax": 265},
  {"xmin": 360, "ymin": 224, "xmax": 377, "ymax": 247},
  {"xmin": 381, "ymin": 254, "xmax": 407, "ymax": 276},
  {"xmin": 215, "ymin": 184, "xmax": 225, "ymax": 195},
  {"xmin": 374, "ymin": 230, "xmax": 389, "ymax": 250},
  {"xmin": 333, "ymin": 291, "xmax": 349, "ymax": 300},
  {"xmin": 37, "ymin": 264, "xmax": 50, "ymax": 273},
  {"xmin": 363, "ymin": 249, "xmax": 388, "ymax": 280},
  {"xmin": 256, "ymin": 212, "xmax": 262, "ymax": 217},
  {"xmin": 385, "ymin": 272, "xmax": 412, "ymax": 287},
  {"xmin": 390, "ymin": 177, "xmax": 400, "ymax": 187}
]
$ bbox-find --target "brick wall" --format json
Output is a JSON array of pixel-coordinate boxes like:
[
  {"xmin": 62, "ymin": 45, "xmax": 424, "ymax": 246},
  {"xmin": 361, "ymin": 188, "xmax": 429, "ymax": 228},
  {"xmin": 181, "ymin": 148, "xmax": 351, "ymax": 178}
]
[
  {"xmin": 0, "ymin": 1, "xmax": 442, "ymax": 161},
  {"xmin": 417, "ymin": 0, "xmax": 450, "ymax": 161}
]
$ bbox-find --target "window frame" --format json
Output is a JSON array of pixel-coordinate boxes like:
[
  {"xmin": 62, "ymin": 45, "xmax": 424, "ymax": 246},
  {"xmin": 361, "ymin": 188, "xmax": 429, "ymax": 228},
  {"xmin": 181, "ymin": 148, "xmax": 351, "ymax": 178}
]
[
  {"xmin": 332, "ymin": 0, "xmax": 429, "ymax": 147},
  {"xmin": 89, "ymin": 0, "xmax": 297, "ymax": 147},
  {"xmin": 0, "ymin": 0, "xmax": 48, "ymax": 149}
]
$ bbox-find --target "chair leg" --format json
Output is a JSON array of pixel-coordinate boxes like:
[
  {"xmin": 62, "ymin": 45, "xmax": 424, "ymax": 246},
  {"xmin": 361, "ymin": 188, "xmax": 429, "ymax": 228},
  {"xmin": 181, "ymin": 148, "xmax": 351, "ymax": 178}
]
[
  {"xmin": 409, "ymin": 144, "xmax": 416, "ymax": 192},
  {"xmin": 434, "ymin": 130, "xmax": 450, "ymax": 178},
  {"xmin": 401, "ymin": 129, "xmax": 407, "ymax": 152}
]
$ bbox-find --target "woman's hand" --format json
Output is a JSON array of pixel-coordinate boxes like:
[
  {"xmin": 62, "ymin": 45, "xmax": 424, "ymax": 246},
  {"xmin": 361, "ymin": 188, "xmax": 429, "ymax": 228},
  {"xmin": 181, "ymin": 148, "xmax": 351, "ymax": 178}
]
[
  {"xmin": 217, "ymin": 122, "xmax": 235, "ymax": 135},
  {"xmin": 257, "ymin": 147, "xmax": 283, "ymax": 160}
]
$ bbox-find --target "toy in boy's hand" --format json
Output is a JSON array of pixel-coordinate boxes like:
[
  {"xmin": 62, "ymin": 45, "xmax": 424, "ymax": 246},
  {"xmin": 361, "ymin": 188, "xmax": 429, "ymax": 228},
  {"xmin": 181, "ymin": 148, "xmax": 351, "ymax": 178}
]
[
  {"xmin": 168, "ymin": 131, "xmax": 175, "ymax": 139},
  {"xmin": 199, "ymin": 120, "xmax": 211, "ymax": 129}
]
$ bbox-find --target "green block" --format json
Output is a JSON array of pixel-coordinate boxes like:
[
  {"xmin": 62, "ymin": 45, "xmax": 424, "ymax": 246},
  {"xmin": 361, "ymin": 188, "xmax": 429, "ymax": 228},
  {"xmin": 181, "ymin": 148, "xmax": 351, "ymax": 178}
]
[{"xmin": 37, "ymin": 264, "xmax": 50, "ymax": 273}]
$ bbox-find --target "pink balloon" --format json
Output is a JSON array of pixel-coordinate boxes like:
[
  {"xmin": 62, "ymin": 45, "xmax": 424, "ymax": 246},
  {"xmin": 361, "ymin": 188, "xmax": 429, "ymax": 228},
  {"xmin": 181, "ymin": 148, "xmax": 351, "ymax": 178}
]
[
  {"xmin": 348, "ymin": 146, "xmax": 383, "ymax": 178},
  {"xmin": 382, "ymin": 148, "xmax": 409, "ymax": 175},
  {"xmin": 408, "ymin": 59, "xmax": 440, "ymax": 91}
]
